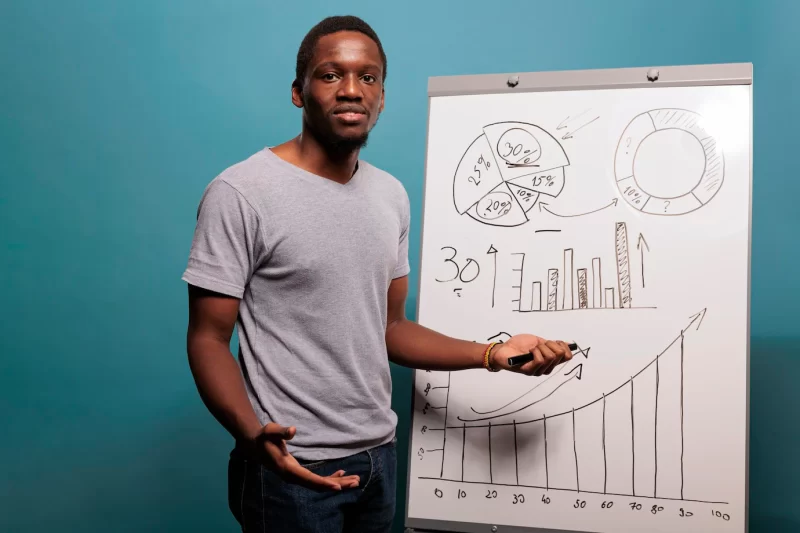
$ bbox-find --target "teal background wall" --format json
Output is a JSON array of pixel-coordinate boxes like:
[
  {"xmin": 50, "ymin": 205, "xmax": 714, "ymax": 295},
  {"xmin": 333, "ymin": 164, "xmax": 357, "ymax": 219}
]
[{"xmin": 1, "ymin": 1, "xmax": 796, "ymax": 531}]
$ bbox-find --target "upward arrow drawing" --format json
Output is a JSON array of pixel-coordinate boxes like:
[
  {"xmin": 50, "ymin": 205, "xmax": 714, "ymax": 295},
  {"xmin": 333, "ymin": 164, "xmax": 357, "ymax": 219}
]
[
  {"xmin": 487, "ymin": 245, "xmax": 498, "ymax": 308},
  {"xmin": 637, "ymin": 233, "xmax": 650, "ymax": 288}
]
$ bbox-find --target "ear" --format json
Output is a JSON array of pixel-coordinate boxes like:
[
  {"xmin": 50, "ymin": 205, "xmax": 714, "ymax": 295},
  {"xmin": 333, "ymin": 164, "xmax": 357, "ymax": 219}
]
[
  {"xmin": 291, "ymin": 80, "xmax": 304, "ymax": 109},
  {"xmin": 379, "ymin": 86, "xmax": 385, "ymax": 113}
]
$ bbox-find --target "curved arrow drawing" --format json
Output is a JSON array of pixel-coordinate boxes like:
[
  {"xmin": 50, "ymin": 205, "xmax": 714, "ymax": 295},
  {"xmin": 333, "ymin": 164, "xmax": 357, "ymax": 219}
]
[
  {"xmin": 539, "ymin": 198, "xmax": 618, "ymax": 218},
  {"xmin": 466, "ymin": 346, "xmax": 591, "ymax": 417},
  {"xmin": 459, "ymin": 363, "xmax": 585, "ymax": 422}
]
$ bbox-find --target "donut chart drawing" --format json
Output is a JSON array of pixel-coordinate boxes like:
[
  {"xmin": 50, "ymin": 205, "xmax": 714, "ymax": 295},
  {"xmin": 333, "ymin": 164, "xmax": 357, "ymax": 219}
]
[
  {"xmin": 453, "ymin": 121, "xmax": 570, "ymax": 227},
  {"xmin": 614, "ymin": 108, "xmax": 724, "ymax": 216}
]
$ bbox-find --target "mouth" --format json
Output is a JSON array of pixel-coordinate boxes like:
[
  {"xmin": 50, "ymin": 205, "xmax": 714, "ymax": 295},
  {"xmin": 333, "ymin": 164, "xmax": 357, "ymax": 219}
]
[{"xmin": 332, "ymin": 106, "xmax": 368, "ymax": 125}]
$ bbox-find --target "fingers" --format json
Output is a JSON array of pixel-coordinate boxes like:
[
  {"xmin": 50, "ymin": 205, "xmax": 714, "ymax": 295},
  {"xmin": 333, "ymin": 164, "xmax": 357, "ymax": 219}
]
[
  {"xmin": 560, "ymin": 341, "xmax": 574, "ymax": 362},
  {"xmin": 284, "ymin": 462, "xmax": 360, "ymax": 491},
  {"xmin": 263, "ymin": 423, "xmax": 296, "ymax": 441},
  {"xmin": 258, "ymin": 427, "xmax": 361, "ymax": 492},
  {"xmin": 519, "ymin": 346, "xmax": 545, "ymax": 375},
  {"xmin": 537, "ymin": 342, "xmax": 560, "ymax": 375},
  {"xmin": 517, "ymin": 340, "xmax": 574, "ymax": 376},
  {"xmin": 542, "ymin": 341, "xmax": 572, "ymax": 375}
]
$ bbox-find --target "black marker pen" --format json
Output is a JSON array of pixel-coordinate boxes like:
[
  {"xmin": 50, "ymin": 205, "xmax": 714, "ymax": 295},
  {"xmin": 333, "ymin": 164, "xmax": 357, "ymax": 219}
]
[{"xmin": 507, "ymin": 342, "xmax": 578, "ymax": 367}]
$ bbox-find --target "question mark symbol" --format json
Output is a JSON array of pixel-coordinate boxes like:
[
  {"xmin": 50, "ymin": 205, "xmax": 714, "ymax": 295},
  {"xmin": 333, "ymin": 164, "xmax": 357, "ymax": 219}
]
[
  {"xmin": 664, "ymin": 200, "xmax": 671, "ymax": 212},
  {"xmin": 625, "ymin": 137, "xmax": 632, "ymax": 154}
]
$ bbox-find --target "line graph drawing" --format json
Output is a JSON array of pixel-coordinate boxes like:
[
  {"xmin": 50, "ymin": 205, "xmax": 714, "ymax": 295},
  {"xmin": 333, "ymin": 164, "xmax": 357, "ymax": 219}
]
[
  {"xmin": 453, "ymin": 121, "xmax": 570, "ymax": 227},
  {"xmin": 614, "ymin": 108, "xmax": 725, "ymax": 216},
  {"xmin": 416, "ymin": 309, "xmax": 725, "ymax": 507}
]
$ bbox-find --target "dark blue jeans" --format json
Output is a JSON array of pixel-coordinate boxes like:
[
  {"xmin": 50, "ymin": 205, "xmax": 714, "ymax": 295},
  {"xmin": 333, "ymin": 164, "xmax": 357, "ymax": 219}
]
[{"xmin": 228, "ymin": 438, "xmax": 397, "ymax": 532}]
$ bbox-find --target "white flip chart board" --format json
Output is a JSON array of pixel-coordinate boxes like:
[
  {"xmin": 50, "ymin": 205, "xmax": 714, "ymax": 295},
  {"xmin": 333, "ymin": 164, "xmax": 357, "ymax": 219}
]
[{"xmin": 405, "ymin": 63, "xmax": 752, "ymax": 533}]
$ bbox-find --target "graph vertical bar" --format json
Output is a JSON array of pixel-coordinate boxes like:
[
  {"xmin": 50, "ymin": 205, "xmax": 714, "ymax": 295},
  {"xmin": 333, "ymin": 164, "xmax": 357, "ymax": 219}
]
[
  {"xmin": 605, "ymin": 288, "xmax": 615, "ymax": 309},
  {"xmin": 531, "ymin": 282, "xmax": 542, "ymax": 311},
  {"xmin": 513, "ymin": 420, "xmax": 519, "ymax": 486},
  {"xmin": 440, "ymin": 372, "xmax": 451, "ymax": 478},
  {"xmin": 631, "ymin": 378, "xmax": 635, "ymax": 496},
  {"xmin": 592, "ymin": 257, "xmax": 602, "ymax": 308},
  {"xmin": 577, "ymin": 268, "xmax": 588, "ymax": 309},
  {"xmin": 511, "ymin": 253, "xmax": 525, "ymax": 312},
  {"xmin": 488, "ymin": 422, "xmax": 493, "ymax": 484},
  {"xmin": 680, "ymin": 330, "xmax": 685, "ymax": 500},
  {"xmin": 572, "ymin": 408, "xmax": 579, "ymax": 493},
  {"xmin": 543, "ymin": 414, "xmax": 549, "ymax": 489},
  {"xmin": 563, "ymin": 248, "xmax": 574, "ymax": 310},
  {"xmin": 615, "ymin": 221, "xmax": 632, "ymax": 308},
  {"xmin": 461, "ymin": 423, "xmax": 466, "ymax": 482},
  {"xmin": 655, "ymin": 352, "xmax": 659, "ymax": 498},
  {"xmin": 602, "ymin": 394, "xmax": 607, "ymax": 494},
  {"xmin": 547, "ymin": 269, "xmax": 559, "ymax": 311}
]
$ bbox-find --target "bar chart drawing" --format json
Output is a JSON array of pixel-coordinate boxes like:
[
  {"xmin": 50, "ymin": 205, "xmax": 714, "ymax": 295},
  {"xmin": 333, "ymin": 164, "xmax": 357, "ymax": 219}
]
[
  {"xmin": 511, "ymin": 221, "xmax": 653, "ymax": 313},
  {"xmin": 417, "ymin": 309, "xmax": 725, "ymax": 507}
]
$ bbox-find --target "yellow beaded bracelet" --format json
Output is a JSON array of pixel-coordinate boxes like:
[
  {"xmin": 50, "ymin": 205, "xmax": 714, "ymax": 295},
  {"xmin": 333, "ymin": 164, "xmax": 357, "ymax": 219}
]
[{"xmin": 483, "ymin": 342, "xmax": 500, "ymax": 372}]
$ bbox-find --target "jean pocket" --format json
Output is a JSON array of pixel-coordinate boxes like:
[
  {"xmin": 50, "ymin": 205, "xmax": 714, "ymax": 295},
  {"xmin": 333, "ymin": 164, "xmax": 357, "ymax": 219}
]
[{"xmin": 297, "ymin": 458, "xmax": 331, "ymax": 471}]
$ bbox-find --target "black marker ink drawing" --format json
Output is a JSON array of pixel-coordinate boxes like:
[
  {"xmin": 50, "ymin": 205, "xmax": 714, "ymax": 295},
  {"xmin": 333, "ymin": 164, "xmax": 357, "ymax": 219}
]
[
  {"xmin": 538, "ymin": 198, "xmax": 618, "ymax": 218},
  {"xmin": 614, "ymin": 109, "xmax": 724, "ymax": 216},
  {"xmin": 510, "ymin": 221, "xmax": 653, "ymax": 313},
  {"xmin": 557, "ymin": 109, "xmax": 601, "ymax": 140},
  {"xmin": 415, "ymin": 309, "xmax": 726, "ymax": 507},
  {"xmin": 453, "ymin": 121, "xmax": 570, "ymax": 227}
]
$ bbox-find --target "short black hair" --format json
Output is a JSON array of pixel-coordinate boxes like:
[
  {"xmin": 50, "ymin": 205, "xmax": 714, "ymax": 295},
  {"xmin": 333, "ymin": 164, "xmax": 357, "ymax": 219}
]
[{"xmin": 294, "ymin": 15, "xmax": 387, "ymax": 88}]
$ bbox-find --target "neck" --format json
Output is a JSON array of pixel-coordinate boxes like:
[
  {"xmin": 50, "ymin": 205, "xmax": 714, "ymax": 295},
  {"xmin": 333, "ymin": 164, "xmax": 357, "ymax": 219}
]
[{"xmin": 272, "ymin": 126, "xmax": 361, "ymax": 185}]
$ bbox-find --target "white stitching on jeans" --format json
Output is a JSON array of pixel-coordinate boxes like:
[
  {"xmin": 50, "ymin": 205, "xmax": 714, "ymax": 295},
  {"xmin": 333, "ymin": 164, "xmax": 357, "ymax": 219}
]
[{"xmin": 362, "ymin": 449, "xmax": 375, "ymax": 492}]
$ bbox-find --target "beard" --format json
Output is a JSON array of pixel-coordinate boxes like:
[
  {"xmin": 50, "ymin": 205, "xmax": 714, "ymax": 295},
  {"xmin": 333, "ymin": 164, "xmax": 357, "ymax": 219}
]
[{"xmin": 304, "ymin": 108, "xmax": 380, "ymax": 156}]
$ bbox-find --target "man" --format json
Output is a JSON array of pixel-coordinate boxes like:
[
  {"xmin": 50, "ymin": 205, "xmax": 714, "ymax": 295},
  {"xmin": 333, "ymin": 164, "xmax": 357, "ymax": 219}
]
[{"xmin": 182, "ymin": 15, "xmax": 573, "ymax": 533}]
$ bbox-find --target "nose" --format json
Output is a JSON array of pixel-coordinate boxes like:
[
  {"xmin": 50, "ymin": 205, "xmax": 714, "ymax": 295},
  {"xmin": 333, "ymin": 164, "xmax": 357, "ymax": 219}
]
[{"xmin": 337, "ymin": 73, "xmax": 362, "ymax": 100}]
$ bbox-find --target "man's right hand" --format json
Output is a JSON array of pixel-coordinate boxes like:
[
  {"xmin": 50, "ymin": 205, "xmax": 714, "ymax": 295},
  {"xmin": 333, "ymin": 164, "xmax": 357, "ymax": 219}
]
[{"xmin": 251, "ymin": 423, "xmax": 360, "ymax": 491}]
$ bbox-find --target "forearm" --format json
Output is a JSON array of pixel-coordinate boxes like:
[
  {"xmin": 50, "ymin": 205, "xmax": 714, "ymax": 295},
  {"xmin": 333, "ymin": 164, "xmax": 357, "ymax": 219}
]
[
  {"xmin": 187, "ymin": 336, "xmax": 263, "ymax": 443},
  {"xmin": 386, "ymin": 318, "xmax": 489, "ymax": 371}
]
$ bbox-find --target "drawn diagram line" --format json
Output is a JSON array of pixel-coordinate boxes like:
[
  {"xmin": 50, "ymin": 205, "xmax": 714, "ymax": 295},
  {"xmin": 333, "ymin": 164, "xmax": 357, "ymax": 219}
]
[
  {"xmin": 681, "ymin": 329, "xmax": 685, "ymax": 500},
  {"xmin": 557, "ymin": 109, "xmax": 590, "ymax": 130},
  {"xmin": 469, "ymin": 347, "xmax": 590, "ymax": 415},
  {"xmin": 447, "ymin": 309, "xmax": 704, "ymax": 430},
  {"xmin": 561, "ymin": 116, "xmax": 600, "ymax": 140},
  {"xmin": 572, "ymin": 408, "xmax": 579, "ymax": 493},
  {"xmin": 631, "ymin": 376, "xmax": 635, "ymax": 497},
  {"xmin": 602, "ymin": 393, "xmax": 607, "ymax": 494},
  {"xmin": 458, "ymin": 368, "xmax": 583, "ymax": 422},
  {"xmin": 440, "ymin": 372, "xmax": 451, "ymax": 478},
  {"xmin": 538, "ymin": 198, "xmax": 618, "ymax": 218}
]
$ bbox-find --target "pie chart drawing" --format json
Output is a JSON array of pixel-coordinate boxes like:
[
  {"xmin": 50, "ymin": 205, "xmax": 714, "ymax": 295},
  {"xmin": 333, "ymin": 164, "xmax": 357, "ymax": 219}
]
[
  {"xmin": 614, "ymin": 108, "xmax": 725, "ymax": 216},
  {"xmin": 453, "ymin": 121, "xmax": 570, "ymax": 227}
]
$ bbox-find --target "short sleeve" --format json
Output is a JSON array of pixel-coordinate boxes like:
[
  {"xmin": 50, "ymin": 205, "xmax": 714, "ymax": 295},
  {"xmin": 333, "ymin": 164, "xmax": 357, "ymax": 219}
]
[
  {"xmin": 181, "ymin": 179, "xmax": 263, "ymax": 298},
  {"xmin": 393, "ymin": 189, "xmax": 411, "ymax": 279}
]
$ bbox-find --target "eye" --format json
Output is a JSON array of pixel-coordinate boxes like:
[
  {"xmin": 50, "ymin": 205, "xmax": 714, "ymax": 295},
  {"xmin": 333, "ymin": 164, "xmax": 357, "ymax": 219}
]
[
  {"xmin": 321, "ymin": 73, "xmax": 339, "ymax": 81},
  {"xmin": 362, "ymin": 74, "xmax": 377, "ymax": 83}
]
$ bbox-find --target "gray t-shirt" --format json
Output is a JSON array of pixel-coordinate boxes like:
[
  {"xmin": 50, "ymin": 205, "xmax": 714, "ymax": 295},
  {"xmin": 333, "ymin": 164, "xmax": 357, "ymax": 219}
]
[{"xmin": 182, "ymin": 147, "xmax": 410, "ymax": 460}]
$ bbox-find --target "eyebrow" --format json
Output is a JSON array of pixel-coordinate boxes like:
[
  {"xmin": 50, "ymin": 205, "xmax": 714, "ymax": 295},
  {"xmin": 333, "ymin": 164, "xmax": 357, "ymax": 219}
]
[{"xmin": 313, "ymin": 61, "xmax": 382, "ymax": 73}]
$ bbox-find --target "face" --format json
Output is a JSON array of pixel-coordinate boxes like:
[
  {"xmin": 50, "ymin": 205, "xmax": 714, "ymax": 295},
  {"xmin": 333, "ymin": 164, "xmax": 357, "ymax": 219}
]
[{"xmin": 293, "ymin": 31, "xmax": 385, "ymax": 151}]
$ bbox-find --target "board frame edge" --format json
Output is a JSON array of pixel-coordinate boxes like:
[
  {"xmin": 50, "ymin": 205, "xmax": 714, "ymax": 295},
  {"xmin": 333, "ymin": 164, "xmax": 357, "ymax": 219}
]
[
  {"xmin": 427, "ymin": 62, "xmax": 752, "ymax": 97},
  {"xmin": 405, "ymin": 61, "xmax": 754, "ymax": 533}
]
